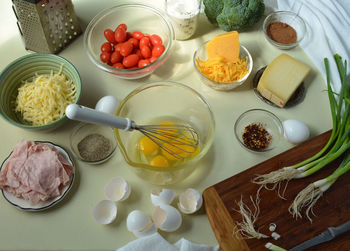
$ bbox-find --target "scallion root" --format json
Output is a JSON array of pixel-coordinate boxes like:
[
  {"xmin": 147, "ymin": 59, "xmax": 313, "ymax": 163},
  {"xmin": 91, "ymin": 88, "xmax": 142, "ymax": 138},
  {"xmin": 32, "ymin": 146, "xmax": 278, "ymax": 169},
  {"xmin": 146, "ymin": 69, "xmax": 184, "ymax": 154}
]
[
  {"xmin": 233, "ymin": 196, "xmax": 268, "ymax": 239},
  {"xmin": 288, "ymin": 183, "xmax": 323, "ymax": 222}
]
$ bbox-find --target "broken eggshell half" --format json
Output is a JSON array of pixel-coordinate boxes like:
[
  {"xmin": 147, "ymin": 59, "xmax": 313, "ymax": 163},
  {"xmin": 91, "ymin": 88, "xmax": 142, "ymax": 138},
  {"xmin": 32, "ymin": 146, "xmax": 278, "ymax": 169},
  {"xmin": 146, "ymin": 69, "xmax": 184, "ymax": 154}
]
[
  {"xmin": 152, "ymin": 204, "xmax": 182, "ymax": 232},
  {"xmin": 150, "ymin": 188, "xmax": 176, "ymax": 206},
  {"xmin": 104, "ymin": 176, "xmax": 131, "ymax": 202},
  {"xmin": 126, "ymin": 210, "xmax": 157, "ymax": 238},
  {"xmin": 177, "ymin": 188, "xmax": 203, "ymax": 214},
  {"xmin": 92, "ymin": 200, "xmax": 117, "ymax": 224}
]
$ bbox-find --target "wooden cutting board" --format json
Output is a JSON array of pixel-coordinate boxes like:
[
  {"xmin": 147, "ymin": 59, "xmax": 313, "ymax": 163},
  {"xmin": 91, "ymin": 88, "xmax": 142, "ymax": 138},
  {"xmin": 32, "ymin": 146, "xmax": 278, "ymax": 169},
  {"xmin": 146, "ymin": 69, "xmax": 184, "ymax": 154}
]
[{"xmin": 203, "ymin": 130, "xmax": 350, "ymax": 251}]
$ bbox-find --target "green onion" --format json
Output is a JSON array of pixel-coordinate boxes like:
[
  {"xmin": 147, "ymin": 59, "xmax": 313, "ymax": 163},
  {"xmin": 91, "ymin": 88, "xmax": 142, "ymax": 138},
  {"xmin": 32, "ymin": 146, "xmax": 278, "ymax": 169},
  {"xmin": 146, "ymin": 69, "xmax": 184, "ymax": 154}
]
[{"xmin": 265, "ymin": 242, "xmax": 287, "ymax": 251}]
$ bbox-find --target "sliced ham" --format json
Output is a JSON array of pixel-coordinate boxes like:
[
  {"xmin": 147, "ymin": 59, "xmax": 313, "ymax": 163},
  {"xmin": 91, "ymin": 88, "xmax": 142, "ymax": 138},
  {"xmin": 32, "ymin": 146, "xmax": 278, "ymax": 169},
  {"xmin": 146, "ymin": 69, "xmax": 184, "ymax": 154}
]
[{"xmin": 0, "ymin": 141, "xmax": 74, "ymax": 204}]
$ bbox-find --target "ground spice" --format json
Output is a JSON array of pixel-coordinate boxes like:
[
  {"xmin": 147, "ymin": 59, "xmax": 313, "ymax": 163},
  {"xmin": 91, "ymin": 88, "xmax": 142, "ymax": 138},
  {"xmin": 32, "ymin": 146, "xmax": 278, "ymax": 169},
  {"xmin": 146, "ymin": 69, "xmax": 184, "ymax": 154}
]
[
  {"xmin": 77, "ymin": 133, "xmax": 113, "ymax": 162},
  {"xmin": 242, "ymin": 123, "xmax": 271, "ymax": 151},
  {"xmin": 266, "ymin": 21, "xmax": 297, "ymax": 44}
]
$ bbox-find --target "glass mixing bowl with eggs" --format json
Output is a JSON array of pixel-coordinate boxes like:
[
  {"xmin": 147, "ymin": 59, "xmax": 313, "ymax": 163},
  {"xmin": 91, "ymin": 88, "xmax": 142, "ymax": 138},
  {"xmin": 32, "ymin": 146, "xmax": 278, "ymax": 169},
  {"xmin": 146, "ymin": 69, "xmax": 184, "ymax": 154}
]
[{"xmin": 114, "ymin": 82, "xmax": 215, "ymax": 185}]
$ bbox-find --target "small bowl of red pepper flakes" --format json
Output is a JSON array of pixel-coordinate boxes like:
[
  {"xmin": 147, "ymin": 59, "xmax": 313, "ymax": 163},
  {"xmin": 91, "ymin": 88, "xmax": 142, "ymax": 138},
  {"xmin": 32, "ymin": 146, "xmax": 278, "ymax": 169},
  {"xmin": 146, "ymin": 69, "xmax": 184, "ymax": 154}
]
[{"xmin": 234, "ymin": 109, "xmax": 284, "ymax": 152}]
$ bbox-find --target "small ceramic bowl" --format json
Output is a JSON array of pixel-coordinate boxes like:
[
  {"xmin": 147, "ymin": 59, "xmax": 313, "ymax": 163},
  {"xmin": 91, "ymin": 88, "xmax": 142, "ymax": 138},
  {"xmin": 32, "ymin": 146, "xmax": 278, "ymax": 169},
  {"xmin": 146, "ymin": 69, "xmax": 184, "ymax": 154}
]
[
  {"xmin": 263, "ymin": 11, "xmax": 306, "ymax": 50},
  {"xmin": 234, "ymin": 109, "xmax": 284, "ymax": 152},
  {"xmin": 193, "ymin": 41, "xmax": 253, "ymax": 91},
  {"xmin": 70, "ymin": 123, "xmax": 117, "ymax": 164},
  {"xmin": 0, "ymin": 53, "xmax": 81, "ymax": 130}
]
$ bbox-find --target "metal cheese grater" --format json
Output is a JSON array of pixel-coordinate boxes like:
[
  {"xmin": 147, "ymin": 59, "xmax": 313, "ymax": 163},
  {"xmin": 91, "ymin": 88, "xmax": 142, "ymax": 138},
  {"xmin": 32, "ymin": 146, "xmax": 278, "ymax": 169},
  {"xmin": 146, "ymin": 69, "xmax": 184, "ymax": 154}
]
[{"xmin": 12, "ymin": 0, "xmax": 82, "ymax": 54}]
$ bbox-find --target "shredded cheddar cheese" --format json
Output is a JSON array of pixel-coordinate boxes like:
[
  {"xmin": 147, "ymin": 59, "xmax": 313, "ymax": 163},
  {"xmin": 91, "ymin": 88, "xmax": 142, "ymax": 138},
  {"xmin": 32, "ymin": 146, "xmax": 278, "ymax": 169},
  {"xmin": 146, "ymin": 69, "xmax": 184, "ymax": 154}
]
[
  {"xmin": 196, "ymin": 56, "xmax": 249, "ymax": 83},
  {"xmin": 15, "ymin": 66, "xmax": 77, "ymax": 126}
]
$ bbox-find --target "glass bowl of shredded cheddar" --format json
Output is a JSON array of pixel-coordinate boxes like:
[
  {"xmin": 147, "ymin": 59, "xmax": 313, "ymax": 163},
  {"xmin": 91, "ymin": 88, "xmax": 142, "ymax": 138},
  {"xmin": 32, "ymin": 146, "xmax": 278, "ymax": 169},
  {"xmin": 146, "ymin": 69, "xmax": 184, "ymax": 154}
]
[
  {"xmin": 0, "ymin": 53, "xmax": 81, "ymax": 130},
  {"xmin": 193, "ymin": 41, "xmax": 253, "ymax": 91}
]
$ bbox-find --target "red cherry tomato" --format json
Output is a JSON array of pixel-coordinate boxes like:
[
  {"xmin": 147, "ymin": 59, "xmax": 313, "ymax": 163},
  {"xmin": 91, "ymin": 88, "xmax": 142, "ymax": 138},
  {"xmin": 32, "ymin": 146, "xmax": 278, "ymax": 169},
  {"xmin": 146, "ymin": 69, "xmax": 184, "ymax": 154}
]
[
  {"xmin": 138, "ymin": 59, "xmax": 151, "ymax": 68},
  {"xmin": 115, "ymin": 43, "xmax": 123, "ymax": 52},
  {"xmin": 152, "ymin": 45, "xmax": 165, "ymax": 58},
  {"xmin": 117, "ymin": 23, "xmax": 127, "ymax": 31},
  {"xmin": 101, "ymin": 42, "xmax": 112, "ymax": 53},
  {"xmin": 115, "ymin": 27, "xmax": 127, "ymax": 43},
  {"xmin": 150, "ymin": 56, "xmax": 158, "ymax": 63},
  {"xmin": 113, "ymin": 62, "xmax": 125, "ymax": 69},
  {"xmin": 140, "ymin": 46, "xmax": 151, "ymax": 58},
  {"xmin": 128, "ymin": 38, "xmax": 139, "ymax": 48},
  {"xmin": 133, "ymin": 48, "xmax": 143, "ymax": 59},
  {"xmin": 132, "ymin": 31, "xmax": 144, "ymax": 40},
  {"xmin": 110, "ymin": 51, "xmax": 122, "ymax": 64},
  {"xmin": 104, "ymin": 29, "xmax": 116, "ymax": 44},
  {"xmin": 120, "ymin": 42, "xmax": 133, "ymax": 57},
  {"xmin": 100, "ymin": 52, "xmax": 111, "ymax": 63},
  {"xmin": 139, "ymin": 37, "xmax": 150, "ymax": 48},
  {"xmin": 150, "ymin": 34, "xmax": 162, "ymax": 46},
  {"xmin": 123, "ymin": 54, "xmax": 139, "ymax": 68}
]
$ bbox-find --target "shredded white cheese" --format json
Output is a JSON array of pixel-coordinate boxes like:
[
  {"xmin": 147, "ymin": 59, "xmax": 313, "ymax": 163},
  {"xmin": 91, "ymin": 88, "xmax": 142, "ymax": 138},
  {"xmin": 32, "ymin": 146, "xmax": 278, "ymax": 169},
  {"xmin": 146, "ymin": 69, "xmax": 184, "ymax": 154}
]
[{"xmin": 15, "ymin": 66, "xmax": 77, "ymax": 126}]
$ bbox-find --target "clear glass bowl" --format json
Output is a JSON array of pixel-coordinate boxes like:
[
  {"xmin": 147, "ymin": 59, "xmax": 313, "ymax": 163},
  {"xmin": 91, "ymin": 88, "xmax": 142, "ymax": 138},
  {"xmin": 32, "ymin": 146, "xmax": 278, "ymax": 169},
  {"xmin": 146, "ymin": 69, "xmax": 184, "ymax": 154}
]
[
  {"xmin": 114, "ymin": 82, "xmax": 216, "ymax": 185},
  {"xmin": 263, "ymin": 11, "xmax": 306, "ymax": 50},
  {"xmin": 84, "ymin": 3, "xmax": 175, "ymax": 79},
  {"xmin": 193, "ymin": 41, "xmax": 253, "ymax": 91},
  {"xmin": 234, "ymin": 109, "xmax": 284, "ymax": 152},
  {"xmin": 70, "ymin": 123, "xmax": 117, "ymax": 164}
]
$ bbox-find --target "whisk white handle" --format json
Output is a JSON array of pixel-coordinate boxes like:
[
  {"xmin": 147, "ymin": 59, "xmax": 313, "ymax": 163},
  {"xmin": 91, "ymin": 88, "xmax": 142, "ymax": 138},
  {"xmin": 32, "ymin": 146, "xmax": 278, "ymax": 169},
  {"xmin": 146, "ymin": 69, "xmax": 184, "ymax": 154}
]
[{"xmin": 65, "ymin": 104, "xmax": 133, "ymax": 131}]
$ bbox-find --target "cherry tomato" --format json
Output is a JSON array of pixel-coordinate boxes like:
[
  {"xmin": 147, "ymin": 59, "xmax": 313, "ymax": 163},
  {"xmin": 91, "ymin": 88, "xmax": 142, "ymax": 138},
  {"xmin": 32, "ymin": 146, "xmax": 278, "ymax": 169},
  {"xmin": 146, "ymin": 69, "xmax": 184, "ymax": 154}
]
[
  {"xmin": 152, "ymin": 44, "xmax": 165, "ymax": 58},
  {"xmin": 126, "ymin": 32, "xmax": 132, "ymax": 40},
  {"xmin": 128, "ymin": 38, "xmax": 139, "ymax": 48},
  {"xmin": 150, "ymin": 34, "xmax": 162, "ymax": 46},
  {"xmin": 113, "ymin": 62, "xmax": 125, "ymax": 69},
  {"xmin": 110, "ymin": 51, "xmax": 122, "ymax": 64},
  {"xmin": 150, "ymin": 56, "xmax": 158, "ymax": 63},
  {"xmin": 101, "ymin": 42, "xmax": 112, "ymax": 53},
  {"xmin": 133, "ymin": 48, "xmax": 143, "ymax": 59},
  {"xmin": 120, "ymin": 42, "xmax": 133, "ymax": 57},
  {"xmin": 117, "ymin": 23, "xmax": 127, "ymax": 31},
  {"xmin": 115, "ymin": 27, "xmax": 127, "ymax": 43},
  {"xmin": 139, "ymin": 37, "xmax": 150, "ymax": 48},
  {"xmin": 104, "ymin": 29, "xmax": 116, "ymax": 44},
  {"xmin": 132, "ymin": 31, "xmax": 144, "ymax": 40},
  {"xmin": 123, "ymin": 54, "xmax": 139, "ymax": 68},
  {"xmin": 115, "ymin": 43, "xmax": 123, "ymax": 52},
  {"xmin": 100, "ymin": 52, "xmax": 111, "ymax": 63},
  {"xmin": 138, "ymin": 59, "xmax": 151, "ymax": 68},
  {"xmin": 140, "ymin": 46, "xmax": 151, "ymax": 58}
]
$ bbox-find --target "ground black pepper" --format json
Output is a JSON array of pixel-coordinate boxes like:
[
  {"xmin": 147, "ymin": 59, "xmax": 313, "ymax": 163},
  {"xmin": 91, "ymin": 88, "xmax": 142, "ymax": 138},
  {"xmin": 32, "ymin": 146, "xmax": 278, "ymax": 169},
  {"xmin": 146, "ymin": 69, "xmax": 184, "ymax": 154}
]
[
  {"xmin": 242, "ymin": 123, "xmax": 271, "ymax": 151},
  {"xmin": 77, "ymin": 133, "xmax": 113, "ymax": 162}
]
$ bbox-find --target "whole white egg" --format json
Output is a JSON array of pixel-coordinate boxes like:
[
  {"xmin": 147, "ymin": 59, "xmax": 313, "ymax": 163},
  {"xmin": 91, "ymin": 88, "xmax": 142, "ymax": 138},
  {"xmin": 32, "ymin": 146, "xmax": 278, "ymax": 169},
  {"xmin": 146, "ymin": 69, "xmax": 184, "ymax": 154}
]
[
  {"xmin": 95, "ymin": 96, "xmax": 119, "ymax": 114},
  {"xmin": 283, "ymin": 119, "xmax": 310, "ymax": 144}
]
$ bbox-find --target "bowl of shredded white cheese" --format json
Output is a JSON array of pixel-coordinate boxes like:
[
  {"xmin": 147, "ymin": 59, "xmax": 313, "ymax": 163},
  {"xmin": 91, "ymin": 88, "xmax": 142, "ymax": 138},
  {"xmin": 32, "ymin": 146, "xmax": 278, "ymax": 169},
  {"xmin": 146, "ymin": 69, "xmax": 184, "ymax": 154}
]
[{"xmin": 0, "ymin": 53, "xmax": 81, "ymax": 130}]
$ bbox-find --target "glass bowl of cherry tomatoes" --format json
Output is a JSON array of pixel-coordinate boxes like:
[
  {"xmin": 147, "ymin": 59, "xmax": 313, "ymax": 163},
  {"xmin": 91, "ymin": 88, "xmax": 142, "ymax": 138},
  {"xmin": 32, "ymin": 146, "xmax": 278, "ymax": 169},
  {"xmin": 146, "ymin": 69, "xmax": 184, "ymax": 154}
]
[{"xmin": 84, "ymin": 3, "xmax": 175, "ymax": 79}]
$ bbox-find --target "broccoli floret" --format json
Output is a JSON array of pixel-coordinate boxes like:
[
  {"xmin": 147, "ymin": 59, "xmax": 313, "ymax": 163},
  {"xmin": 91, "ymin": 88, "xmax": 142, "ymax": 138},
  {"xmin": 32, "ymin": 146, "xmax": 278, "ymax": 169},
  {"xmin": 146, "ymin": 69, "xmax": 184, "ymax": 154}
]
[{"xmin": 203, "ymin": 0, "xmax": 265, "ymax": 32}]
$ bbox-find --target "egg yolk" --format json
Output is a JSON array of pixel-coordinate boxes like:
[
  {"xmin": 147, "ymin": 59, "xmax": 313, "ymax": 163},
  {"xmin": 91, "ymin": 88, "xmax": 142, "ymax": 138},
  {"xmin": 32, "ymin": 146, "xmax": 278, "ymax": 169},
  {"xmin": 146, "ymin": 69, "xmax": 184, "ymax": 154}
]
[
  {"xmin": 139, "ymin": 136, "xmax": 159, "ymax": 155},
  {"xmin": 158, "ymin": 121, "xmax": 178, "ymax": 141},
  {"xmin": 150, "ymin": 155, "xmax": 169, "ymax": 167}
]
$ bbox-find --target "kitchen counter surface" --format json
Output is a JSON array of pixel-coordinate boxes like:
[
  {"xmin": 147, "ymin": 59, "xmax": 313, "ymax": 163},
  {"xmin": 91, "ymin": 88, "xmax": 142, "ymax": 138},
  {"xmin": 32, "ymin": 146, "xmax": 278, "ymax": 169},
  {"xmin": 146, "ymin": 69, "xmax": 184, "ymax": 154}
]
[{"xmin": 0, "ymin": 0, "xmax": 332, "ymax": 250}]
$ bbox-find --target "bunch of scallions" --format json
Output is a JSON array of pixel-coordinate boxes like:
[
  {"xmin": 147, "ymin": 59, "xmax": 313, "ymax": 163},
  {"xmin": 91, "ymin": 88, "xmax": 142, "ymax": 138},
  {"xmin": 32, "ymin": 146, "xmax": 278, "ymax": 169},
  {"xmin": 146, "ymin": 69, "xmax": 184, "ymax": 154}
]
[{"xmin": 253, "ymin": 54, "xmax": 350, "ymax": 222}]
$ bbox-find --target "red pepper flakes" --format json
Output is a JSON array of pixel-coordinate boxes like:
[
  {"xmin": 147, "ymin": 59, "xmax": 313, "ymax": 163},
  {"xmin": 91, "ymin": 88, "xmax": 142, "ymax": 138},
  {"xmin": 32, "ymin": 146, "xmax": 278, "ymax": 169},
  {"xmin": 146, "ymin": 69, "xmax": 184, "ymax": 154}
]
[{"xmin": 242, "ymin": 123, "xmax": 271, "ymax": 151}]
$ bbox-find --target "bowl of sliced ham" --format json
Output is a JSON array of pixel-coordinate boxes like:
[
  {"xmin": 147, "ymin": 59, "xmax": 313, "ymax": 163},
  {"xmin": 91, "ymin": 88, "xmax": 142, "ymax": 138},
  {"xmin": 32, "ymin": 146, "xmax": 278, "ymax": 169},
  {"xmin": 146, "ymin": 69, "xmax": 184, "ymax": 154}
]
[{"xmin": 0, "ymin": 140, "xmax": 75, "ymax": 211}]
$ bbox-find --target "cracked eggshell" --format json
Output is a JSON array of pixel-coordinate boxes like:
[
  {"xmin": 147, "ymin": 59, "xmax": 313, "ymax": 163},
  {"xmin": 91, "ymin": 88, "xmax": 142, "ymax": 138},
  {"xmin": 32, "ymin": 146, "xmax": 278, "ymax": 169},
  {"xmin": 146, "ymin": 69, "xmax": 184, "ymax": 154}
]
[
  {"xmin": 150, "ymin": 188, "xmax": 175, "ymax": 206},
  {"xmin": 104, "ymin": 177, "xmax": 131, "ymax": 202},
  {"xmin": 92, "ymin": 200, "xmax": 117, "ymax": 224},
  {"xmin": 152, "ymin": 204, "xmax": 182, "ymax": 232},
  {"xmin": 178, "ymin": 188, "xmax": 203, "ymax": 214}
]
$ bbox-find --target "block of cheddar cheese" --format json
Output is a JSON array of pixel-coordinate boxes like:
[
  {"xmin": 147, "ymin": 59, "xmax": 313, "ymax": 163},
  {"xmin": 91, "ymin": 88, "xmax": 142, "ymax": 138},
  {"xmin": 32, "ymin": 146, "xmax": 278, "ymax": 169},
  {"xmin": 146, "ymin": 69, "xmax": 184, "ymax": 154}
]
[
  {"xmin": 257, "ymin": 53, "xmax": 310, "ymax": 107},
  {"xmin": 206, "ymin": 31, "xmax": 240, "ymax": 63}
]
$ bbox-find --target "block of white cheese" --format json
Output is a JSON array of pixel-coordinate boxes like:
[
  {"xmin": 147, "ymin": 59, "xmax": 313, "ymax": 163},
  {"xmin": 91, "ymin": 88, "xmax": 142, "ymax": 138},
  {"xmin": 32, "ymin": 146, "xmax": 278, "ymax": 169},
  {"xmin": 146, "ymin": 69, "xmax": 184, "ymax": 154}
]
[{"xmin": 257, "ymin": 54, "xmax": 310, "ymax": 107}]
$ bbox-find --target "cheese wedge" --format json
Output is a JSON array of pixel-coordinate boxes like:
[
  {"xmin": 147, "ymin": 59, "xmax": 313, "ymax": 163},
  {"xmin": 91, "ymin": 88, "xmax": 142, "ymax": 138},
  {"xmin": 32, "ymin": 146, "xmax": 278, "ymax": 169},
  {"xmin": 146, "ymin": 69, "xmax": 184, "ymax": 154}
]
[
  {"xmin": 206, "ymin": 31, "xmax": 240, "ymax": 62},
  {"xmin": 257, "ymin": 54, "xmax": 310, "ymax": 107}
]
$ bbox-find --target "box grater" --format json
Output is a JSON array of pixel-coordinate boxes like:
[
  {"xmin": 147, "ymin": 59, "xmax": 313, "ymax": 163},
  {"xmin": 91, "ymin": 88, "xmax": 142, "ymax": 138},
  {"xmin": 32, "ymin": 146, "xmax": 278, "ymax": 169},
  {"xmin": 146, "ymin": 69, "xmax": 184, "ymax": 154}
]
[{"xmin": 12, "ymin": 0, "xmax": 82, "ymax": 54}]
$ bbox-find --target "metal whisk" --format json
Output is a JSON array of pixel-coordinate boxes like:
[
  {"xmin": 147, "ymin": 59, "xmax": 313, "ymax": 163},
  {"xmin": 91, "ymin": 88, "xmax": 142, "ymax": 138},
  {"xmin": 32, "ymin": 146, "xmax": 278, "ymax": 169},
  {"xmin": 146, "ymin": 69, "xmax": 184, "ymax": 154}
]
[{"xmin": 66, "ymin": 104, "xmax": 199, "ymax": 159}]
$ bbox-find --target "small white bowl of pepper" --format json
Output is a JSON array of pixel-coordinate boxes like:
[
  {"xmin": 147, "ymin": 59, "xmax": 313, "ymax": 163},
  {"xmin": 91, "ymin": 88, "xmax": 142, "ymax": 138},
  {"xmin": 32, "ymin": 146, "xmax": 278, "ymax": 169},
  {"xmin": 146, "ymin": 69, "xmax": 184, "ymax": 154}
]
[
  {"xmin": 70, "ymin": 123, "xmax": 117, "ymax": 164},
  {"xmin": 263, "ymin": 11, "xmax": 306, "ymax": 50},
  {"xmin": 234, "ymin": 109, "xmax": 284, "ymax": 152}
]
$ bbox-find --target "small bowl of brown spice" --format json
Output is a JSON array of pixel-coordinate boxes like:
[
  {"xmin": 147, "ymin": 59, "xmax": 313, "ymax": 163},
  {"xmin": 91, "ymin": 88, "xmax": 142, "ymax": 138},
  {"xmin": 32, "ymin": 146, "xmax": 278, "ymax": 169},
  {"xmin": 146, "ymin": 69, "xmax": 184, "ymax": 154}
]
[
  {"xmin": 70, "ymin": 123, "xmax": 117, "ymax": 164},
  {"xmin": 234, "ymin": 109, "xmax": 284, "ymax": 152},
  {"xmin": 263, "ymin": 11, "xmax": 306, "ymax": 50}
]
